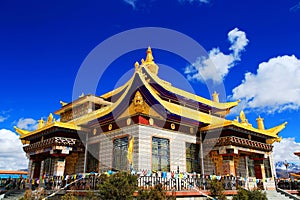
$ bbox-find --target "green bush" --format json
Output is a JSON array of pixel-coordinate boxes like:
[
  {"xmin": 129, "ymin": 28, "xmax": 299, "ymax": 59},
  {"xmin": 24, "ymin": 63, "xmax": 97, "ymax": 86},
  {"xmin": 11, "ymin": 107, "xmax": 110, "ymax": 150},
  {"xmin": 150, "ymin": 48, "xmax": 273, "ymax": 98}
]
[
  {"xmin": 137, "ymin": 183, "xmax": 176, "ymax": 200},
  {"xmin": 98, "ymin": 172, "xmax": 138, "ymax": 200},
  {"xmin": 209, "ymin": 179, "xmax": 227, "ymax": 200},
  {"xmin": 233, "ymin": 187, "xmax": 267, "ymax": 200},
  {"xmin": 232, "ymin": 187, "xmax": 248, "ymax": 200}
]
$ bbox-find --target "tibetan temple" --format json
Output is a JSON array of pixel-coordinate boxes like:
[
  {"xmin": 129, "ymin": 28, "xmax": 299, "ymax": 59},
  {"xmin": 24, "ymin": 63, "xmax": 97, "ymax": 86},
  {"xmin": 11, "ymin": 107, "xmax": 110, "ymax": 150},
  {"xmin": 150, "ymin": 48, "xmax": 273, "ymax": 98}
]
[{"xmin": 15, "ymin": 47, "xmax": 287, "ymax": 190}]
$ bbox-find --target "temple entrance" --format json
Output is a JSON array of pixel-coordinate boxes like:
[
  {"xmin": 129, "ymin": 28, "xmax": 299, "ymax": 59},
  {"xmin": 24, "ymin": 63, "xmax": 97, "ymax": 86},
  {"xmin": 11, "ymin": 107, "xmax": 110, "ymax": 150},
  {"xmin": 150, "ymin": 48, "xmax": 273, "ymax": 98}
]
[
  {"xmin": 254, "ymin": 164, "xmax": 262, "ymax": 179},
  {"xmin": 32, "ymin": 162, "xmax": 41, "ymax": 179}
]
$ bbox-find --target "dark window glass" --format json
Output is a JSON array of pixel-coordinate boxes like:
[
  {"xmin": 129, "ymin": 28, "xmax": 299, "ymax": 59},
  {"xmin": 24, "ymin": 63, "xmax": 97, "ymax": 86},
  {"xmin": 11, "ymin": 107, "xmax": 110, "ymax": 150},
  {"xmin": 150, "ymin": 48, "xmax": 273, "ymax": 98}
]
[
  {"xmin": 264, "ymin": 158, "xmax": 272, "ymax": 178},
  {"xmin": 152, "ymin": 137, "xmax": 170, "ymax": 171},
  {"xmin": 186, "ymin": 143, "xmax": 201, "ymax": 173},
  {"xmin": 113, "ymin": 136, "xmax": 128, "ymax": 171},
  {"xmin": 248, "ymin": 159, "xmax": 255, "ymax": 177}
]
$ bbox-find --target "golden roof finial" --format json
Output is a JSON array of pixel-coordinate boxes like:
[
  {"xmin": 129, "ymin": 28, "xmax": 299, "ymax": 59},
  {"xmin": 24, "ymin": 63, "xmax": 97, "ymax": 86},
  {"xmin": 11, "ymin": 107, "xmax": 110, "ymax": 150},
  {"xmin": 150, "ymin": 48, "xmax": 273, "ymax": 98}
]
[
  {"xmin": 38, "ymin": 118, "xmax": 45, "ymax": 129},
  {"xmin": 135, "ymin": 61, "xmax": 139, "ymax": 71},
  {"xmin": 212, "ymin": 91, "xmax": 219, "ymax": 103},
  {"xmin": 79, "ymin": 92, "xmax": 85, "ymax": 98},
  {"xmin": 47, "ymin": 113, "xmax": 54, "ymax": 125},
  {"xmin": 60, "ymin": 100, "xmax": 67, "ymax": 106},
  {"xmin": 240, "ymin": 110, "xmax": 247, "ymax": 123},
  {"xmin": 256, "ymin": 116, "xmax": 265, "ymax": 130},
  {"xmin": 145, "ymin": 46, "xmax": 154, "ymax": 63}
]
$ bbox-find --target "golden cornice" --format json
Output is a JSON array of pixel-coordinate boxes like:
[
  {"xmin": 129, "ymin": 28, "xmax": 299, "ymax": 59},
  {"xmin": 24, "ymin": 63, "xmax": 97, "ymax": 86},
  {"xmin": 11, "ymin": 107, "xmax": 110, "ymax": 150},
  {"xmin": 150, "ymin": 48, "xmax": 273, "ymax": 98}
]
[
  {"xmin": 18, "ymin": 121, "xmax": 85, "ymax": 139},
  {"xmin": 201, "ymin": 120, "xmax": 287, "ymax": 138}
]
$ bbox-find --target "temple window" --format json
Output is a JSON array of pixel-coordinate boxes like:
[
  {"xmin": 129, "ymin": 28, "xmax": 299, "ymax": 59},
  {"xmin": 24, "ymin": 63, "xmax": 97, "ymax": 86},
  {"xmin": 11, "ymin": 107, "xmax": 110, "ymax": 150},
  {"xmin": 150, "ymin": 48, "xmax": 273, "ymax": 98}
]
[
  {"xmin": 113, "ymin": 136, "xmax": 128, "ymax": 171},
  {"xmin": 248, "ymin": 159, "xmax": 255, "ymax": 177},
  {"xmin": 264, "ymin": 158, "xmax": 272, "ymax": 178},
  {"xmin": 152, "ymin": 137, "xmax": 170, "ymax": 171},
  {"xmin": 186, "ymin": 143, "xmax": 201, "ymax": 173}
]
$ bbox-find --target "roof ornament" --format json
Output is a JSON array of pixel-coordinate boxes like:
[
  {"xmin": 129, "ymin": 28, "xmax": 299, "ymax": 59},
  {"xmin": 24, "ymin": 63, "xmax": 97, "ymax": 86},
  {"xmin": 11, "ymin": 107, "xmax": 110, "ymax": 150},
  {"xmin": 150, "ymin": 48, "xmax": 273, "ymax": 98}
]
[
  {"xmin": 14, "ymin": 126, "xmax": 30, "ymax": 136},
  {"xmin": 60, "ymin": 100, "xmax": 67, "ymax": 106},
  {"xmin": 143, "ymin": 46, "xmax": 159, "ymax": 75},
  {"xmin": 134, "ymin": 61, "xmax": 139, "ymax": 71},
  {"xmin": 239, "ymin": 110, "xmax": 247, "ymax": 123},
  {"xmin": 133, "ymin": 91, "xmax": 145, "ymax": 113},
  {"xmin": 145, "ymin": 46, "xmax": 154, "ymax": 64},
  {"xmin": 79, "ymin": 92, "xmax": 85, "ymax": 98},
  {"xmin": 38, "ymin": 118, "xmax": 45, "ymax": 129},
  {"xmin": 47, "ymin": 113, "xmax": 54, "ymax": 125},
  {"xmin": 212, "ymin": 91, "xmax": 219, "ymax": 103},
  {"xmin": 256, "ymin": 116, "xmax": 265, "ymax": 130}
]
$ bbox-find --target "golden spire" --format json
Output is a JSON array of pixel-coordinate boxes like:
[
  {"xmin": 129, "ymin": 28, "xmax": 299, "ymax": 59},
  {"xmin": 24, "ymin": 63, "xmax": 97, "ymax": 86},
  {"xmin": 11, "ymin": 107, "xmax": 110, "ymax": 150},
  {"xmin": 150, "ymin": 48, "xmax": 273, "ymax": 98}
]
[
  {"xmin": 256, "ymin": 116, "xmax": 265, "ymax": 130},
  {"xmin": 143, "ymin": 46, "xmax": 159, "ymax": 75},
  {"xmin": 145, "ymin": 46, "xmax": 154, "ymax": 64},
  {"xmin": 135, "ymin": 61, "xmax": 139, "ymax": 71},
  {"xmin": 212, "ymin": 91, "xmax": 219, "ymax": 103}
]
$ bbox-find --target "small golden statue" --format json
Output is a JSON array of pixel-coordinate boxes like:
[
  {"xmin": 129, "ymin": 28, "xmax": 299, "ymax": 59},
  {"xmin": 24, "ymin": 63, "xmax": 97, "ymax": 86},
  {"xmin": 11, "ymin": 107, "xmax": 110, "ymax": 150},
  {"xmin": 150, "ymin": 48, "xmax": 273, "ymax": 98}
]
[{"xmin": 133, "ymin": 91, "xmax": 145, "ymax": 113}]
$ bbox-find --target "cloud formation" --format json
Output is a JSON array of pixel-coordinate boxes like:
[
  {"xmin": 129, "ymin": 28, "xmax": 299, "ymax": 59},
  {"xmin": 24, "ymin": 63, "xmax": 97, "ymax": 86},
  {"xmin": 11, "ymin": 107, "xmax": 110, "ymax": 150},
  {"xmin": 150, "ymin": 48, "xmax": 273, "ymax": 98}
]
[
  {"xmin": 179, "ymin": 0, "xmax": 210, "ymax": 4},
  {"xmin": 17, "ymin": 118, "xmax": 38, "ymax": 131},
  {"xmin": 123, "ymin": 0, "xmax": 138, "ymax": 9},
  {"xmin": 231, "ymin": 55, "xmax": 300, "ymax": 113},
  {"xmin": 0, "ymin": 129, "xmax": 28, "ymax": 170},
  {"xmin": 290, "ymin": 1, "xmax": 300, "ymax": 12},
  {"xmin": 273, "ymin": 138, "xmax": 300, "ymax": 163},
  {"xmin": 185, "ymin": 28, "xmax": 249, "ymax": 84}
]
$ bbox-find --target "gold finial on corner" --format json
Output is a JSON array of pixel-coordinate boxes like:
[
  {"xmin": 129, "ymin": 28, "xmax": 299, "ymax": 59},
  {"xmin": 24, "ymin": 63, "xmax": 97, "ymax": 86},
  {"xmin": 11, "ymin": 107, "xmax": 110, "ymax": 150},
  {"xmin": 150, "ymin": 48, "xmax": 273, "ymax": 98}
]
[
  {"xmin": 141, "ymin": 58, "xmax": 145, "ymax": 64},
  {"xmin": 60, "ymin": 100, "xmax": 67, "ymax": 106},
  {"xmin": 79, "ymin": 92, "xmax": 85, "ymax": 98},
  {"xmin": 256, "ymin": 116, "xmax": 265, "ymax": 130},
  {"xmin": 38, "ymin": 118, "xmax": 45, "ymax": 129},
  {"xmin": 145, "ymin": 46, "xmax": 154, "ymax": 63},
  {"xmin": 135, "ymin": 61, "xmax": 139, "ymax": 71},
  {"xmin": 212, "ymin": 91, "xmax": 219, "ymax": 103}
]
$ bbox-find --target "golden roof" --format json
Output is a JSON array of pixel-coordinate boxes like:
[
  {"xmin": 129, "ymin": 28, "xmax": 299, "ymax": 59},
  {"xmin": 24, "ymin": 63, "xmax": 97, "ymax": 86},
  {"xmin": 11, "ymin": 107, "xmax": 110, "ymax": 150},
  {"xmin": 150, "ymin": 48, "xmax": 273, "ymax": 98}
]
[
  {"xmin": 15, "ymin": 121, "xmax": 84, "ymax": 139},
  {"xmin": 201, "ymin": 110, "xmax": 287, "ymax": 139}
]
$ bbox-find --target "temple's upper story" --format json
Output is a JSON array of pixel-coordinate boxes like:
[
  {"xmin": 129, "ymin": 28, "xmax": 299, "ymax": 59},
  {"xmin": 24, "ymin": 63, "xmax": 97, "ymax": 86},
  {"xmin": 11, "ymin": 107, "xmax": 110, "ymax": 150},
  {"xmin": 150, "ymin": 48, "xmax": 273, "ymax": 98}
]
[{"xmin": 15, "ymin": 47, "xmax": 287, "ymax": 143}]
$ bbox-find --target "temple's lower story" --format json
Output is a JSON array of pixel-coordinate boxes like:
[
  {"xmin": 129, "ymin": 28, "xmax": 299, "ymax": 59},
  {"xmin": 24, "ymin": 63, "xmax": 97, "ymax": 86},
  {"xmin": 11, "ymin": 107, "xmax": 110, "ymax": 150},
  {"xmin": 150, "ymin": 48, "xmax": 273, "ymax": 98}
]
[{"xmin": 15, "ymin": 47, "xmax": 287, "ymax": 192}]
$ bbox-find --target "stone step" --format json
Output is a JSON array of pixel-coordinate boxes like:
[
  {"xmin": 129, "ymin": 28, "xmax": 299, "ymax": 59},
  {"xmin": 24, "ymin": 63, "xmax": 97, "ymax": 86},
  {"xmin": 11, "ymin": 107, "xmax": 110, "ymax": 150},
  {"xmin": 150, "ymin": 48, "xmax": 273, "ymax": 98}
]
[{"xmin": 265, "ymin": 190, "xmax": 293, "ymax": 200}]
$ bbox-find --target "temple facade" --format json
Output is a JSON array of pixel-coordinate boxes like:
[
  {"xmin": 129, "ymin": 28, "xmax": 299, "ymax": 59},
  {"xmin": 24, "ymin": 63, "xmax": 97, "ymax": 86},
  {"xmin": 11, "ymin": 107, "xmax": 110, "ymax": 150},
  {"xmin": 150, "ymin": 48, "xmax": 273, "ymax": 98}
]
[{"xmin": 15, "ymin": 47, "xmax": 287, "ymax": 190}]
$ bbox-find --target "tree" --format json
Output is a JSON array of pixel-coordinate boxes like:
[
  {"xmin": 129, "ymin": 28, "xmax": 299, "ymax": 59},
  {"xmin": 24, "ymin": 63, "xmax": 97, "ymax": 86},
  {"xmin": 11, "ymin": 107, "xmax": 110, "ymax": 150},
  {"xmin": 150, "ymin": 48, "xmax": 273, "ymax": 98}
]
[
  {"xmin": 98, "ymin": 172, "xmax": 138, "ymax": 200},
  {"xmin": 209, "ymin": 179, "xmax": 227, "ymax": 200}
]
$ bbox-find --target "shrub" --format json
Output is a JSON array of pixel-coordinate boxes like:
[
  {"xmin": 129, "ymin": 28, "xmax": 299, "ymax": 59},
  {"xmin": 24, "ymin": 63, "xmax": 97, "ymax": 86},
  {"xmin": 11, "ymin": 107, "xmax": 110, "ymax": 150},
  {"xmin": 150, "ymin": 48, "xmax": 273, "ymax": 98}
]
[
  {"xmin": 209, "ymin": 179, "xmax": 227, "ymax": 200},
  {"xmin": 98, "ymin": 172, "xmax": 138, "ymax": 200},
  {"xmin": 137, "ymin": 183, "xmax": 176, "ymax": 200}
]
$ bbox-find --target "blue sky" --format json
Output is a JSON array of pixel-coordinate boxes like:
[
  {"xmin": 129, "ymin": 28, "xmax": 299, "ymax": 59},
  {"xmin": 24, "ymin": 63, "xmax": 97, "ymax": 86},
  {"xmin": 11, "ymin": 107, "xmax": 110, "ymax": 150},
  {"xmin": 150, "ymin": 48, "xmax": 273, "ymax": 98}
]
[{"xmin": 0, "ymin": 0, "xmax": 300, "ymax": 169}]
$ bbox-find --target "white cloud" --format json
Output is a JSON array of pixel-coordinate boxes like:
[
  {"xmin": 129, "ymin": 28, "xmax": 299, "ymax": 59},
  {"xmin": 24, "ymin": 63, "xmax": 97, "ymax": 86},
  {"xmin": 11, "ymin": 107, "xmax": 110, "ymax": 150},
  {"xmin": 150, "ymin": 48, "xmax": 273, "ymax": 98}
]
[
  {"xmin": 273, "ymin": 138, "xmax": 300, "ymax": 163},
  {"xmin": 0, "ymin": 129, "xmax": 28, "ymax": 170},
  {"xmin": 231, "ymin": 55, "xmax": 300, "ymax": 113},
  {"xmin": 0, "ymin": 115, "xmax": 7, "ymax": 123},
  {"xmin": 228, "ymin": 28, "xmax": 248, "ymax": 60},
  {"xmin": 123, "ymin": 0, "xmax": 138, "ymax": 9},
  {"xmin": 185, "ymin": 28, "xmax": 249, "ymax": 84},
  {"xmin": 17, "ymin": 118, "xmax": 38, "ymax": 131}
]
